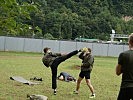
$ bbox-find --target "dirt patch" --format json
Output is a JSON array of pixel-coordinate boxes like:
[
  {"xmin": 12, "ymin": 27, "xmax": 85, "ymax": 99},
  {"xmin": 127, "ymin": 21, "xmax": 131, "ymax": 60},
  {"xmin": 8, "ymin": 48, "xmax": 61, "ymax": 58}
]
[{"xmin": 71, "ymin": 65, "xmax": 81, "ymax": 70}]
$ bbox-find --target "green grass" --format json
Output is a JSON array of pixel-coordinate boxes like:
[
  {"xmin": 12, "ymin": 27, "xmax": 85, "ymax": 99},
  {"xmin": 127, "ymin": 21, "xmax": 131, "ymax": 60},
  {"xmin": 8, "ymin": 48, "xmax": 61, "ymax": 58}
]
[{"xmin": 0, "ymin": 51, "xmax": 121, "ymax": 100}]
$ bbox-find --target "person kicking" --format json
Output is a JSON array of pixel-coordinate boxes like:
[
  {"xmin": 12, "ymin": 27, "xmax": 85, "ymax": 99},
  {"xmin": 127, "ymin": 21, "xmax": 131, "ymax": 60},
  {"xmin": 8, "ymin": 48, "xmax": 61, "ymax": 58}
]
[{"xmin": 42, "ymin": 47, "xmax": 86, "ymax": 95}]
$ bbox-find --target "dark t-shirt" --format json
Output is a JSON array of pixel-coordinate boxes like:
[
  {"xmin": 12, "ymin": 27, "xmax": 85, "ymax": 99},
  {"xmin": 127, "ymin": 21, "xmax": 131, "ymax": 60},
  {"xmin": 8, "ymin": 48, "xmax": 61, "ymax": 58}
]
[{"xmin": 118, "ymin": 50, "xmax": 133, "ymax": 88}]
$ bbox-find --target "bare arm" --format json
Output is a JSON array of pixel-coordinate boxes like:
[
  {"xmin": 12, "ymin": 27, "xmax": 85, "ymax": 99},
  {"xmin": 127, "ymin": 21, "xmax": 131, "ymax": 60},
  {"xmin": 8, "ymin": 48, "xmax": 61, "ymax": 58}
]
[{"xmin": 116, "ymin": 64, "xmax": 122, "ymax": 76}]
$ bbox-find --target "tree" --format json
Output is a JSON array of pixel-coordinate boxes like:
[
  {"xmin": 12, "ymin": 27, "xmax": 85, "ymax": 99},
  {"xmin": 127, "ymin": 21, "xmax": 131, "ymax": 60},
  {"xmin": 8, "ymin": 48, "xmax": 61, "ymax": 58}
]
[
  {"xmin": 0, "ymin": 0, "xmax": 39, "ymax": 37},
  {"xmin": 0, "ymin": 0, "xmax": 133, "ymax": 40}
]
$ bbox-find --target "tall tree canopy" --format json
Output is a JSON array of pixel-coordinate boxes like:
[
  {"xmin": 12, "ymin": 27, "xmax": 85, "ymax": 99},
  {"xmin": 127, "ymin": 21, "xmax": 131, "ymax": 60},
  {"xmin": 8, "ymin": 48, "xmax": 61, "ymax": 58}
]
[{"xmin": 0, "ymin": 0, "xmax": 133, "ymax": 40}]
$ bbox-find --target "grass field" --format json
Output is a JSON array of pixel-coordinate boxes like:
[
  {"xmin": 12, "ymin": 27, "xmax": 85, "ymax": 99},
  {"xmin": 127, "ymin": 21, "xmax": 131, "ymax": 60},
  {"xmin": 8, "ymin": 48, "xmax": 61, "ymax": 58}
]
[{"xmin": 0, "ymin": 51, "xmax": 121, "ymax": 100}]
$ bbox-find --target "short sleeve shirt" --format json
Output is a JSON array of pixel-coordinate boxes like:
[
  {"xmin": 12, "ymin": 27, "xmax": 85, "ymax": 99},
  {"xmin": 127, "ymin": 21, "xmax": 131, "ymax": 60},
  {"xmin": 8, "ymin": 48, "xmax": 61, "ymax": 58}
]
[{"xmin": 118, "ymin": 50, "xmax": 133, "ymax": 88}]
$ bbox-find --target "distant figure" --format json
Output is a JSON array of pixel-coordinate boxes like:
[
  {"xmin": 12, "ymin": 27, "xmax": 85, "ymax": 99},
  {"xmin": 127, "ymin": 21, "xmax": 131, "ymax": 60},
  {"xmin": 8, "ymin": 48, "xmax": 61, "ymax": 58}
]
[
  {"xmin": 57, "ymin": 72, "xmax": 76, "ymax": 82},
  {"xmin": 42, "ymin": 47, "xmax": 87, "ymax": 95},
  {"xmin": 74, "ymin": 48, "xmax": 95, "ymax": 98},
  {"xmin": 116, "ymin": 33, "xmax": 133, "ymax": 100}
]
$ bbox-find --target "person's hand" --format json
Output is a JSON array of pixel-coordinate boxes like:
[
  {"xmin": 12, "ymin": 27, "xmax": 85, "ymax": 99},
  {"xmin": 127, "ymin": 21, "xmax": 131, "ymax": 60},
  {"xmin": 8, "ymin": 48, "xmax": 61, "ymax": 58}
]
[{"xmin": 79, "ymin": 47, "xmax": 88, "ymax": 52}]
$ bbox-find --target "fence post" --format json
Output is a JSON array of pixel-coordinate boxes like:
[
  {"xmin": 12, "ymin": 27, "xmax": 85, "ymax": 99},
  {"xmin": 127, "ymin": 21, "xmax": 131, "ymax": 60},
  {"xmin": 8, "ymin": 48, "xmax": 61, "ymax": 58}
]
[
  {"xmin": 123, "ymin": 45, "xmax": 125, "ymax": 52},
  {"xmin": 92, "ymin": 43, "xmax": 93, "ymax": 54},
  {"xmin": 75, "ymin": 41, "xmax": 77, "ymax": 50},
  {"xmin": 4, "ymin": 36, "xmax": 6, "ymax": 51},
  {"xmin": 107, "ymin": 44, "xmax": 109, "ymax": 56},
  {"xmin": 41, "ymin": 39, "xmax": 43, "ymax": 53},
  {"xmin": 23, "ymin": 38, "xmax": 25, "ymax": 52},
  {"xmin": 59, "ymin": 40, "xmax": 61, "ymax": 53}
]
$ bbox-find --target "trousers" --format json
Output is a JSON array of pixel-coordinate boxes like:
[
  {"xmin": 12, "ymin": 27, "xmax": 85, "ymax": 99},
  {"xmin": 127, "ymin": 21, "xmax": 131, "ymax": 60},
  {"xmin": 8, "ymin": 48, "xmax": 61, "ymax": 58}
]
[
  {"xmin": 117, "ymin": 87, "xmax": 133, "ymax": 100},
  {"xmin": 50, "ymin": 50, "xmax": 78, "ymax": 89}
]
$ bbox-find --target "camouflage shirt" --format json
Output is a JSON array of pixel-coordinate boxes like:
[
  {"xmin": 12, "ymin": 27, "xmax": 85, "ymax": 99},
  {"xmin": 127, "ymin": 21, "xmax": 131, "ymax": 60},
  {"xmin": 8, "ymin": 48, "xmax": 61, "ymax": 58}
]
[
  {"xmin": 42, "ymin": 52, "xmax": 61, "ymax": 67},
  {"xmin": 79, "ymin": 52, "xmax": 94, "ymax": 71}
]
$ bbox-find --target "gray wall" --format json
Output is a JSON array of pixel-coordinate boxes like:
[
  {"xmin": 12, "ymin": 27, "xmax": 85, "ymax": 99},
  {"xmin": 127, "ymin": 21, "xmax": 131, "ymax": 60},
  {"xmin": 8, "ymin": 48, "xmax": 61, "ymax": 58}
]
[{"xmin": 0, "ymin": 36, "xmax": 128, "ymax": 57}]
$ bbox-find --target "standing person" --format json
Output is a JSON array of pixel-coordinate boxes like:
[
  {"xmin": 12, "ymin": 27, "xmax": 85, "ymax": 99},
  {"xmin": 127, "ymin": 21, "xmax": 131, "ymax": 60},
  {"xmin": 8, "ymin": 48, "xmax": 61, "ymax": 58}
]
[
  {"xmin": 116, "ymin": 33, "xmax": 133, "ymax": 100},
  {"xmin": 74, "ymin": 48, "xmax": 95, "ymax": 98},
  {"xmin": 42, "ymin": 47, "xmax": 86, "ymax": 95}
]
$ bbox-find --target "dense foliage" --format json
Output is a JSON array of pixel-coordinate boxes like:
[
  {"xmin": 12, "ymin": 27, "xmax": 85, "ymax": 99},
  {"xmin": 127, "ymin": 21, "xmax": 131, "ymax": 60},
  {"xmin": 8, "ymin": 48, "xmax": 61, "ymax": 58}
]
[{"xmin": 0, "ymin": 0, "xmax": 133, "ymax": 40}]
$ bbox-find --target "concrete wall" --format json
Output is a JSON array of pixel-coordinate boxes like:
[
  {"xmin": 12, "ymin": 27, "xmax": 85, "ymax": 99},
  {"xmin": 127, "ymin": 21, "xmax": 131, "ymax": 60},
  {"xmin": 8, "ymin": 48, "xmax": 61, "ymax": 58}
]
[{"xmin": 0, "ymin": 36, "xmax": 128, "ymax": 57}]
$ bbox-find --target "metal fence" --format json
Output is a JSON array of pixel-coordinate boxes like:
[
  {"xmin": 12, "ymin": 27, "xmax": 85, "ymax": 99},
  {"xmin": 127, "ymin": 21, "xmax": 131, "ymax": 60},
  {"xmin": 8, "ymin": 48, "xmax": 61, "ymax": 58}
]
[{"xmin": 0, "ymin": 36, "xmax": 129, "ymax": 57}]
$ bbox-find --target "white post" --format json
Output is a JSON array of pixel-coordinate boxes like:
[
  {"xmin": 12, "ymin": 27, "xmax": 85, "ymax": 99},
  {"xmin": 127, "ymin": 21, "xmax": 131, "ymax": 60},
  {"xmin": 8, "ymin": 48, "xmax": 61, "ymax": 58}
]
[
  {"xmin": 80, "ymin": 36, "xmax": 82, "ymax": 42},
  {"xmin": 111, "ymin": 29, "xmax": 115, "ymax": 43}
]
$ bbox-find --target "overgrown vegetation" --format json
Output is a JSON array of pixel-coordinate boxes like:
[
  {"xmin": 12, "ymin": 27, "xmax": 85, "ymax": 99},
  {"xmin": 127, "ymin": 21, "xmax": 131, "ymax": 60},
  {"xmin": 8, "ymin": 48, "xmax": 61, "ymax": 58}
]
[{"xmin": 0, "ymin": 0, "xmax": 133, "ymax": 40}]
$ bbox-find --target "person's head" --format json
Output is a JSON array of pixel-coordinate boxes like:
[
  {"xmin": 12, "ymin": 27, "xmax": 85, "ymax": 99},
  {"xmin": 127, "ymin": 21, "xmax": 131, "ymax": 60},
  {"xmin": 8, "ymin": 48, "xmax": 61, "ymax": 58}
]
[
  {"xmin": 128, "ymin": 33, "xmax": 133, "ymax": 48},
  {"xmin": 43, "ymin": 47, "xmax": 51, "ymax": 53}
]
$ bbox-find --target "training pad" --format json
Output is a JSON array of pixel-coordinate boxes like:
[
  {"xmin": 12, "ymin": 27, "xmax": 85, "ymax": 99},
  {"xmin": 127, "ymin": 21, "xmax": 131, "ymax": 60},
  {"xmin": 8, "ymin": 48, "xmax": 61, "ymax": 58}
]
[
  {"xmin": 27, "ymin": 94, "xmax": 48, "ymax": 100},
  {"xmin": 10, "ymin": 76, "xmax": 40, "ymax": 85}
]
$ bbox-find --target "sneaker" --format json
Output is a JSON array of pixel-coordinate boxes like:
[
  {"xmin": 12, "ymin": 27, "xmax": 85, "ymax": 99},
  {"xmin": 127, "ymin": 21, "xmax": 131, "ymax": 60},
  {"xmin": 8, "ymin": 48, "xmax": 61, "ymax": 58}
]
[
  {"xmin": 89, "ymin": 94, "xmax": 95, "ymax": 98},
  {"xmin": 73, "ymin": 90, "xmax": 78, "ymax": 94},
  {"xmin": 54, "ymin": 90, "xmax": 56, "ymax": 95}
]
